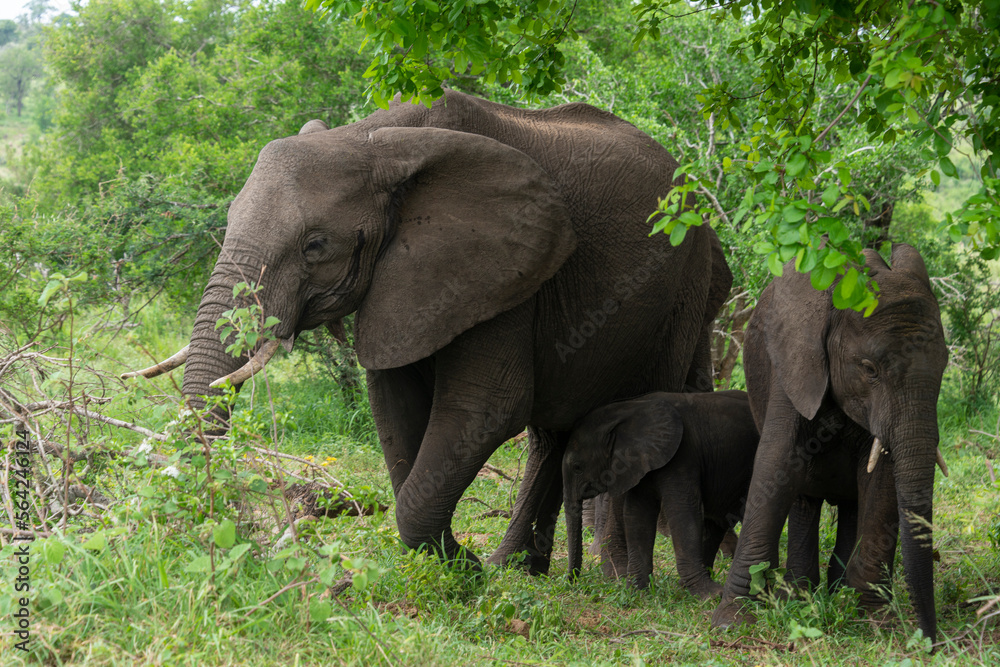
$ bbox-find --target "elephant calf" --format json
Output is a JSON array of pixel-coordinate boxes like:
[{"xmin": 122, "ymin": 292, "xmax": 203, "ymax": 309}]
[{"xmin": 563, "ymin": 391, "xmax": 759, "ymax": 598}]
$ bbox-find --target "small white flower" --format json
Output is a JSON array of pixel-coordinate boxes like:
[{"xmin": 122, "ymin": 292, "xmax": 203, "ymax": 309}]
[
  {"xmin": 162, "ymin": 466, "xmax": 181, "ymax": 478},
  {"xmin": 136, "ymin": 441, "xmax": 153, "ymax": 454}
]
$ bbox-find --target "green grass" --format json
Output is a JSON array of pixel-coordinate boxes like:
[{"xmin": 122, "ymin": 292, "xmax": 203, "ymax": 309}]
[{"xmin": 1, "ymin": 305, "xmax": 999, "ymax": 666}]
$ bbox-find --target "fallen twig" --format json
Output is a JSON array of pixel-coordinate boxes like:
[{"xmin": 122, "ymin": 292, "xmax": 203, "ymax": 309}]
[
  {"xmin": 481, "ymin": 462, "xmax": 513, "ymax": 481},
  {"xmin": 240, "ymin": 576, "xmax": 319, "ymax": 622},
  {"xmin": 710, "ymin": 636, "xmax": 794, "ymax": 652}
]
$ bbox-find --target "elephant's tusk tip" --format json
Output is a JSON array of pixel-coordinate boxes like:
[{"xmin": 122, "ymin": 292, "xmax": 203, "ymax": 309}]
[
  {"xmin": 936, "ymin": 447, "xmax": 949, "ymax": 477},
  {"xmin": 867, "ymin": 437, "xmax": 882, "ymax": 473}
]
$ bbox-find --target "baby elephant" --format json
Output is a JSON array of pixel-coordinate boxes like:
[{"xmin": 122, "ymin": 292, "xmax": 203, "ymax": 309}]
[{"xmin": 563, "ymin": 390, "xmax": 759, "ymax": 598}]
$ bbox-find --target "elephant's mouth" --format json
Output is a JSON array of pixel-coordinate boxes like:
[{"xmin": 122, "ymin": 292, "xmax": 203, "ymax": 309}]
[{"xmin": 866, "ymin": 436, "xmax": 949, "ymax": 477}]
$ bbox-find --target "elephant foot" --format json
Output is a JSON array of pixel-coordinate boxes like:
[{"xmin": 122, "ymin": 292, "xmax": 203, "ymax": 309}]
[
  {"xmin": 400, "ymin": 528, "xmax": 484, "ymax": 570},
  {"xmin": 711, "ymin": 598, "xmax": 757, "ymax": 630},
  {"xmin": 688, "ymin": 579, "xmax": 724, "ymax": 601},
  {"xmin": 486, "ymin": 544, "xmax": 550, "ymax": 575}
]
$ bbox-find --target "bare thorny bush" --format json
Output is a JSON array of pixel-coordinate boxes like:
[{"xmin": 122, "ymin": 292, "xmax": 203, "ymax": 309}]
[{"xmin": 0, "ymin": 275, "xmax": 385, "ymax": 610}]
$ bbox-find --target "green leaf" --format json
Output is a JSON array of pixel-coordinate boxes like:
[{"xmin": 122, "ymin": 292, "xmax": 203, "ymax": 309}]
[
  {"xmin": 229, "ymin": 543, "xmax": 252, "ymax": 561},
  {"xmin": 43, "ymin": 539, "xmax": 66, "ymax": 565},
  {"xmin": 767, "ymin": 253, "xmax": 784, "ymax": 276},
  {"xmin": 810, "ymin": 265, "xmax": 838, "ymax": 290},
  {"xmin": 82, "ymin": 532, "xmax": 106, "ymax": 551},
  {"xmin": 783, "ymin": 205, "xmax": 806, "ymax": 222},
  {"xmin": 310, "ymin": 600, "xmax": 333, "ymax": 623},
  {"xmin": 213, "ymin": 519, "xmax": 236, "ymax": 549},
  {"xmin": 185, "ymin": 556, "xmax": 212, "ymax": 573},
  {"xmin": 841, "ymin": 268, "xmax": 859, "ymax": 298},
  {"xmin": 749, "ymin": 560, "xmax": 770, "ymax": 595},
  {"xmin": 669, "ymin": 223, "xmax": 688, "ymax": 246},
  {"xmin": 939, "ymin": 156, "xmax": 958, "ymax": 178},
  {"xmin": 786, "ymin": 152, "xmax": 808, "ymax": 176},
  {"xmin": 821, "ymin": 184, "xmax": 840, "ymax": 208},
  {"xmin": 823, "ymin": 250, "xmax": 847, "ymax": 268}
]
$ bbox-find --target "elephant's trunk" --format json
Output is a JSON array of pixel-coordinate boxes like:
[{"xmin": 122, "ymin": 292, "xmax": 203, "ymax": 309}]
[
  {"xmin": 565, "ymin": 491, "xmax": 585, "ymax": 580},
  {"xmin": 889, "ymin": 424, "xmax": 938, "ymax": 644},
  {"xmin": 181, "ymin": 282, "xmax": 247, "ymax": 429},
  {"xmin": 181, "ymin": 254, "xmax": 293, "ymax": 431}
]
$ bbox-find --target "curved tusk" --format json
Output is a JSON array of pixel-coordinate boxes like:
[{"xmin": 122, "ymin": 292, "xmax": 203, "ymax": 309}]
[
  {"xmin": 936, "ymin": 447, "xmax": 949, "ymax": 477},
  {"xmin": 866, "ymin": 437, "xmax": 883, "ymax": 474},
  {"xmin": 121, "ymin": 345, "xmax": 189, "ymax": 380},
  {"xmin": 209, "ymin": 338, "xmax": 284, "ymax": 388}
]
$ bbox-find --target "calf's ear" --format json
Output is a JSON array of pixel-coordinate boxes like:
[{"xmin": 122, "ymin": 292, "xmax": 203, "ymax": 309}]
[{"xmin": 603, "ymin": 394, "xmax": 684, "ymax": 497}]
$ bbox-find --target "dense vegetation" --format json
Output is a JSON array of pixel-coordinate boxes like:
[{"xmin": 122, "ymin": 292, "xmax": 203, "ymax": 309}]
[{"xmin": 0, "ymin": 1, "xmax": 997, "ymax": 664}]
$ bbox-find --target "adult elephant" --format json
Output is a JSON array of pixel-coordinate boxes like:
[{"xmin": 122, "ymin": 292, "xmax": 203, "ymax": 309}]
[
  {"xmin": 711, "ymin": 245, "xmax": 947, "ymax": 642},
  {"xmin": 125, "ymin": 90, "xmax": 732, "ymax": 565}
]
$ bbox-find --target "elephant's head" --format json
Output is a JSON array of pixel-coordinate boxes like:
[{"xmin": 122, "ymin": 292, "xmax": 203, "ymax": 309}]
[
  {"xmin": 762, "ymin": 243, "xmax": 947, "ymax": 640},
  {"xmin": 562, "ymin": 394, "xmax": 683, "ymax": 578},
  {"xmin": 125, "ymin": 118, "xmax": 577, "ymax": 420}
]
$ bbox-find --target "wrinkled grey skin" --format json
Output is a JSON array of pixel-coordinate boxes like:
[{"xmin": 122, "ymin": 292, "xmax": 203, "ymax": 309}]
[
  {"xmin": 711, "ymin": 244, "xmax": 947, "ymax": 642},
  {"xmin": 563, "ymin": 391, "xmax": 759, "ymax": 598},
  {"xmin": 179, "ymin": 90, "xmax": 733, "ymax": 565}
]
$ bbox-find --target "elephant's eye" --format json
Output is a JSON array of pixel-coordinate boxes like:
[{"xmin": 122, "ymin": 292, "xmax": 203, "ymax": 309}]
[
  {"xmin": 860, "ymin": 359, "xmax": 879, "ymax": 380},
  {"xmin": 303, "ymin": 237, "xmax": 326, "ymax": 259}
]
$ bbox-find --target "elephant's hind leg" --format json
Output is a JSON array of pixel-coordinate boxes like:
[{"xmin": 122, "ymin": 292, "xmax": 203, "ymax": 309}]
[
  {"xmin": 487, "ymin": 427, "xmax": 567, "ymax": 573},
  {"xmin": 828, "ymin": 500, "xmax": 858, "ymax": 591},
  {"xmin": 785, "ymin": 495, "xmax": 823, "ymax": 590}
]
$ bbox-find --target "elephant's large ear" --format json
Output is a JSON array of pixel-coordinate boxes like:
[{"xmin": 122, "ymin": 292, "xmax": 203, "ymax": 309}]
[
  {"xmin": 355, "ymin": 126, "xmax": 577, "ymax": 369},
  {"xmin": 604, "ymin": 394, "xmax": 684, "ymax": 497},
  {"xmin": 763, "ymin": 260, "xmax": 832, "ymax": 420},
  {"xmin": 889, "ymin": 243, "xmax": 932, "ymax": 291}
]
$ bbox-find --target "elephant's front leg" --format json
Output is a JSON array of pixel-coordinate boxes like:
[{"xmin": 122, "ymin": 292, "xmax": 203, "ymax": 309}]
[
  {"xmin": 622, "ymin": 489, "xmax": 660, "ymax": 590},
  {"xmin": 487, "ymin": 427, "xmax": 567, "ymax": 574},
  {"xmin": 392, "ymin": 310, "xmax": 533, "ymax": 563},
  {"xmin": 847, "ymin": 454, "xmax": 899, "ymax": 609},
  {"xmin": 712, "ymin": 391, "xmax": 805, "ymax": 628},
  {"xmin": 367, "ymin": 363, "xmax": 434, "ymax": 495}
]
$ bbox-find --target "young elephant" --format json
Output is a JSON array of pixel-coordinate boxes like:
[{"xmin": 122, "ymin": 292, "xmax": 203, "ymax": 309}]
[
  {"xmin": 712, "ymin": 245, "xmax": 949, "ymax": 642},
  {"xmin": 563, "ymin": 390, "xmax": 759, "ymax": 598}
]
